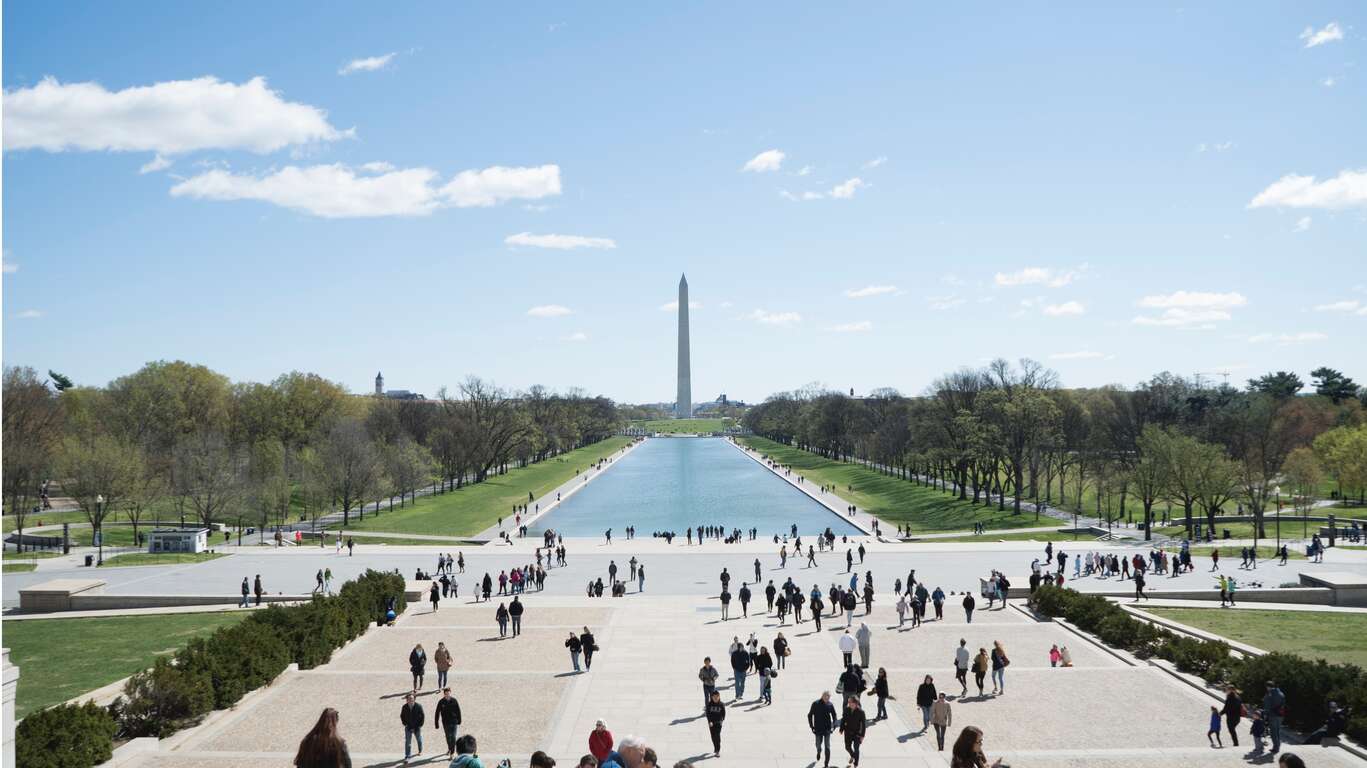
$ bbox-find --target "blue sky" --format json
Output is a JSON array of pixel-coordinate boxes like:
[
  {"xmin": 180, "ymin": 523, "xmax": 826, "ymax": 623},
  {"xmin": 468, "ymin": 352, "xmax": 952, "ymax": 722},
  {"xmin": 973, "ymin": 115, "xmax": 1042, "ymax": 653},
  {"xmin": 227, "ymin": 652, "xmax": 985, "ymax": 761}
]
[{"xmin": 3, "ymin": 2, "xmax": 1364, "ymax": 404}]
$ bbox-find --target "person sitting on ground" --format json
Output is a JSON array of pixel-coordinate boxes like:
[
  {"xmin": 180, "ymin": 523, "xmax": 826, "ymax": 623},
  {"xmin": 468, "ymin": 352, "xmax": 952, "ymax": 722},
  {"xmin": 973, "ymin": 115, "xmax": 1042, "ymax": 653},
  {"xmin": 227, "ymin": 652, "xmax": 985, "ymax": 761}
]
[{"xmin": 1304, "ymin": 701, "xmax": 1349, "ymax": 745}]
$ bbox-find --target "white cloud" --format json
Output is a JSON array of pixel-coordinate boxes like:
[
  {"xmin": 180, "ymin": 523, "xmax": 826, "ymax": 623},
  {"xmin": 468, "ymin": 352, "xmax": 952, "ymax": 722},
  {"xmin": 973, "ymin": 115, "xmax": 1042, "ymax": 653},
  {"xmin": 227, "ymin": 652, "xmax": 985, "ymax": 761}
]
[
  {"xmin": 1294, "ymin": 216, "xmax": 1313, "ymax": 232},
  {"xmin": 1137, "ymin": 290, "xmax": 1247, "ymax": 310},
  {"xmin": 1249, "ymin": 169, "xmax": 1367, "ymax": 210},
  {"xmin": 3, "ymin": 76, "xmax": 344, "ymax": 155},
  {"xmin": 1132, "ymin": 290, "xmax": 1247, "ymax": 327},
  {"xmin": 796, "ymin": 165, "xmax": 814, "ymax": 176},
  {"xmin": 338, "ymin": 53, "xmax": 397, "ymax": 75},
  {"xmin": 719, "ymin": 301, "xmax": 734, "ymax": 309},
  {"xmin": 994, "ymin": 267, "xmax": 1079, "ymax": 288},
  {"xmin": 749, "ymin": 309, "xmax": 801, "ymax": 326},
  {"xmin": 862, "ymin": 156, "xmax": 888, "ymax": 169},
  {"xmin": 170, "ymin": 163, "xmax": 560, "ymax": 218},
  {"xmin": 844, "ymin": 285, "xmax": 897, "ymax": 299},
  {"xmin": 928, "ymin": 295, "xmax": 966, "ymax": 311},
  {"xmin": 1042, "ymin": 301, "xmax": 1086, "ymax": 317},
  {"xmin": 659, "ymin": 300, "xmax": 702, "ymax": 312},
  {"xmin": 1049, "ymin": 351, "xmax": 1106, "ymax": 360},
  {"xmin": 15, "ymin": 309, "xmax": 43, "ymax": 319},
  {"xmin": 830, "ymin": 178, "xmax": 865, "ymax": 199},
  {"xmin": 442, "ymin": 165, "xmax": 562, "ymax": 207},
  {"xmin": 2, "ymin": 256, "xmax": 17, "ymax": 274},
  {"xmin": 1300, "ymin": 22, "xmax": 1343, "ymax": 48},
  {"xmin": 563, "ymin": 331, "xmax": 588, "ymax": 342},
  {"xmin": 1323, "ymin": 77, "xmax": 1337, "ymax": 87},
  {"xmin": 139, "ymin": 154, "xmax": 172, "ymax": 174},
  {"xmin": 360, "ymin": 161, "xmax": 396, "ymax": 173},
  {"xmin": 1313, "ymin": 300, "xmax": 1361, "ymax": 313},
  {"xmin": 1248, "ymin": 331, "xmax": 1328, "ymax": 345},
  {"xmin": 802, "ymin": 190, "xmax": 825, "ymax": 200},
  {"xmin": 527, "ymin": 305, "xmax": 572, "ymax": 318},
  {"xmin": 742, "ymin": 149, "xmax": 785, "ymax": 173},
  {"xmin": 505, "ymin": 232, "xmax": 616, "ymax": 250},
  {"xmin": 828, "ymin": 321, "xmax": 873, "ymax": 333}
]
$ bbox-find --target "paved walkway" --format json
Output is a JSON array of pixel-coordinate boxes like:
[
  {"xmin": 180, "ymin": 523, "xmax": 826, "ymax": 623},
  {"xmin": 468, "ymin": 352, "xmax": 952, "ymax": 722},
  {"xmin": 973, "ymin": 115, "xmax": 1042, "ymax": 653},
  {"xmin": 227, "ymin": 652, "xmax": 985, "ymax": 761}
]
[{"xmin": 118, "ymin": 592, "xmax": 1366, "ymax": 767}]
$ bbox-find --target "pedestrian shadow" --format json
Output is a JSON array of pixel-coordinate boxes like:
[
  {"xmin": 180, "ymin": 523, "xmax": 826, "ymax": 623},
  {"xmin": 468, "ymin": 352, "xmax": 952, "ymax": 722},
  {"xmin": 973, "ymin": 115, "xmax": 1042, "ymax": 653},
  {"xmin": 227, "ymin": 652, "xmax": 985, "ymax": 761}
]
[
  {"xmin": 674, "ymin": 753, "xmax": 716, "ymax": 764},
  {"xmin": 477, "ymin": 636, "xmax": 512, "ymax": 642},
  {"xmin": 669, "ymin": 714, "xmax": 705, "ymax": 725},
  {"xmin": 553, "ymin": 671, "xmax": 583, "ymax": 678}
]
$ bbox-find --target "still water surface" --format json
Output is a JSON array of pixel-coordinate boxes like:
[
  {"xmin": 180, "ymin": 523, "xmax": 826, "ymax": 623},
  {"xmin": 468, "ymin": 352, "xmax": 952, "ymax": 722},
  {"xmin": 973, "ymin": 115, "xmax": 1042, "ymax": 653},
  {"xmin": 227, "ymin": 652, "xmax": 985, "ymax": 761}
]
[{"xmin": 530, "ymin": 437, "xmax": 860, "ymax": 537}]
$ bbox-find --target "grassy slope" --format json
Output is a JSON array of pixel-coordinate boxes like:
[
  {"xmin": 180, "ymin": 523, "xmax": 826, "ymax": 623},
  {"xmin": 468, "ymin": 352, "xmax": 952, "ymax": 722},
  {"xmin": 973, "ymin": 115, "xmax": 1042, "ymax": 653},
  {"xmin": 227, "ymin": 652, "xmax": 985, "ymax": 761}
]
[
  {"xmin": 921, "ymin": 530, "xmax": 1099, "ymax": 543},
  {"xmin": 740, "ymin": 436, "xmax": 1040, "ymax": 532},
  {"xmin": 632, "ymin": 418, "xmax": 731, "ymax": 433},
  {"xmin": 1139, "ymin": 607, "xmax": 1367, "ymax": 668},
  {"xmin": 3, "ymin": 563, "xmax": 37, "ymax": 573},
  {"xmin": 98, "ymin": 552, "xmax": 228, "ymax": 567},
  {"xmin": 6, "ymin": 612, "xmax": 250, "ymax": 717},
  {"xmin": 337, "ymin": 436, "xmax": 632, "ymax": 536}
]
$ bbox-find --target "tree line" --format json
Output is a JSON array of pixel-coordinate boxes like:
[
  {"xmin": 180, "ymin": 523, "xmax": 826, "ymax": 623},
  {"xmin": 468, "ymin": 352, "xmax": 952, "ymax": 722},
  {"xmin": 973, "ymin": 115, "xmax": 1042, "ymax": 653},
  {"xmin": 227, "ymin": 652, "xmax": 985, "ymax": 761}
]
[
  {"xmin": 743, "ymin": 360, "xmax": 1367, "ymax": 540},
  {"xmin": 2, "ymin": 362, "xmax": 622, "ymax": 545}
]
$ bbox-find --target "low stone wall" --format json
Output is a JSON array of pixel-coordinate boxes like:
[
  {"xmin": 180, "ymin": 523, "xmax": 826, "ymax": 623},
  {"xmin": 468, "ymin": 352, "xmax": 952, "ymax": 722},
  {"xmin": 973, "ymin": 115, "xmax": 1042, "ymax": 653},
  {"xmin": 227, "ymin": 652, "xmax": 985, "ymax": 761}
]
[
  {"xmin": 998, "ymin": 575, "xmax": 1336, "ymax": 605},
  {"xmin": 65, "ymin": 593, "xmax": 309, "ymax": 612}
]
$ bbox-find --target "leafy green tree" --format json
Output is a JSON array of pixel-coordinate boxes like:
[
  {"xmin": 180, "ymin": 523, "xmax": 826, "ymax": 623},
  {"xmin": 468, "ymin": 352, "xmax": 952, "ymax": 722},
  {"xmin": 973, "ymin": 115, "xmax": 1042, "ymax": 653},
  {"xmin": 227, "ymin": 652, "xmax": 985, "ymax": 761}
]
[
  {"xmin": 1247, "ymin": 371, "xmax": 1304, "ymax": 399},
  {"xmin": 1310, "ymin": 367, "xmax": 1359, "ymax": 404},
  {"xmin": 56, "ymin": 433, "xmax": 140, "ymax": 560}
]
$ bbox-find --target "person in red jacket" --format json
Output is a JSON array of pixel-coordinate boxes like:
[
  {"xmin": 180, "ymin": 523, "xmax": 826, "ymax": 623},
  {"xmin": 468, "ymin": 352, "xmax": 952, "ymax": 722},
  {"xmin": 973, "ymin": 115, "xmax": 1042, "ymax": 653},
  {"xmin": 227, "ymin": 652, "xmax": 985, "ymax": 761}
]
[{"xmin": 588, "ymin": 720, "xmax": 614, "ymax": 763}]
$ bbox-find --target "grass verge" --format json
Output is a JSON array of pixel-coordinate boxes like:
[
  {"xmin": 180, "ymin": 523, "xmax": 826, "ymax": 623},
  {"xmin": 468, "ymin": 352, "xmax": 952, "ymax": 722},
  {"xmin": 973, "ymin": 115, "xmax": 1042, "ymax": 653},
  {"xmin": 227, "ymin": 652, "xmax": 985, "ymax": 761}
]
[
  {"xmin": 632, "ymin": 418, "xmax": 732, "ymax": 433},
  {"xmin": 3, "ymin": 563, "xmax": 37, "ymax": 573},
  {"xmin": 740, "ymin": 436, "xmax": 1047, "ymax": 532},
  {"xmin": 917, "ymin": 529, "xmax": 1100, "ymax": 543},
  {"xmin": 97, "ymin": 552, "xmax": 228, "ymax": 567},
  {"xmin": 338, "ymin": 436, "xmax": 633, "ymax": 536},
  {"xmin": 5, "ymin": 612, "xmax": 251, "ymax": 717},
  {"xmin": 1137, "ymin": 607, "xmax": 1367, "ymax": 668}
]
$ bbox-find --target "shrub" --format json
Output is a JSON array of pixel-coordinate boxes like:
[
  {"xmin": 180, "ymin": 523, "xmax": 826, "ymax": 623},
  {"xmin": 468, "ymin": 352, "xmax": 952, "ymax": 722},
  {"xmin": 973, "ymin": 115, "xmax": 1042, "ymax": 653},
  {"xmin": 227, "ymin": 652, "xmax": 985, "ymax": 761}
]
[
  {"xmin": 1231, "ymin": 653, "xmax": 1367, "ymax": 738},
  {"xmin": 15, "ymin": 701, "xmax": 117, "ymax": 768},
  {"xmin": 116, "ymin": 657, "xmax": 214, "ymax": 737},
  {"xmin": 177, "ymin": 618, "xmax": 291, "ymax": 708}
]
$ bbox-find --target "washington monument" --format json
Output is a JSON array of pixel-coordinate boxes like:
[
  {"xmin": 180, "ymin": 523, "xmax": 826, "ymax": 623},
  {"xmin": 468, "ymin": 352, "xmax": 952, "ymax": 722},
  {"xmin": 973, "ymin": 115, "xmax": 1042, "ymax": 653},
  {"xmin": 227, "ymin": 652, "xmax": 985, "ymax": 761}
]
[{"xmin": 676, "ymin": 273, "xmax": 692, "ymax": 418}]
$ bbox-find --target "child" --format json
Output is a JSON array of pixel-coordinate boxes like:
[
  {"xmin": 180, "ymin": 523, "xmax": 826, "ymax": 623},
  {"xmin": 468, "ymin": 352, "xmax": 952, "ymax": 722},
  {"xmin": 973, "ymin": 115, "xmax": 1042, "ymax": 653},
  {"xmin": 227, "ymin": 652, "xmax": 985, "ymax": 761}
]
[
  {"xmin": 1049, "ymin": 645, "xmax": 1061, "ymax": 668},
  {"xmin": 1208, "ymin": 706, "xmax": 1223, "ymax": 748},
  {"xmin": 1058, "ymin": 645, "xmax": 1073, "ymax": 667},
  {"xmin": 1249, "ymin": 709, "xmax": 1266, "ymax": 755}
]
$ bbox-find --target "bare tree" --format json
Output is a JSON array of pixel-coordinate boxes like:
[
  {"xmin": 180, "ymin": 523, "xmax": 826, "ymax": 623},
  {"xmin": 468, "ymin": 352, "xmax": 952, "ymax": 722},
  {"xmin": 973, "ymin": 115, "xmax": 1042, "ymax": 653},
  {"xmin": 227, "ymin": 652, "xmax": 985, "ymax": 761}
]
[
  {"xmin": 318, "ymin": 419, "xmax": 383, "ymax": 526},
  {"xmin": 3, "ymin": 367, "xmax": 63, "ymax": 550},
  {"xmin": 173, "ymin": 430, "xmax": 244, "ymax": 530},
  {"xmin": 56, "ymin": 434, "xmax": 140, "ymax": 563}
]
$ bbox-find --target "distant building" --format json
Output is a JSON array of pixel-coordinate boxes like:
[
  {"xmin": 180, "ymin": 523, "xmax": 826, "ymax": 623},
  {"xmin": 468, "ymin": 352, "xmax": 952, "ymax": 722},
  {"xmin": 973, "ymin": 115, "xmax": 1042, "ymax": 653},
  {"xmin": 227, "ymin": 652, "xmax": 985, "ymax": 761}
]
[
  {"xmin": 148, "ymin": 528, "xmax": 208, "ymax": 554},
  {"xmin": 368, "ymin": 371, "xmax": 427, "ymax": 401},
  {"xmin": 375, "ymin": 371, "xmax": 384, "ymax": 395}
]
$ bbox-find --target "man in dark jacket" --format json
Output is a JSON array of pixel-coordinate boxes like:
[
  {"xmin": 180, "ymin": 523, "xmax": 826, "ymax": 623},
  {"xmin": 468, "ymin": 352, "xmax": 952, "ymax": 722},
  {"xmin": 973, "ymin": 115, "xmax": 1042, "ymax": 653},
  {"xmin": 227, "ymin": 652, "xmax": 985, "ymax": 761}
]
[
  {"xmin": 1262, "ymin": 681, "xmax": 1286, "ymax": 754},
  {"xmin": 730, "ymin": 644, "xmax": 751, "ymax": 699},
  {"xmin": 253, "ymin": 574, "xmax": 263, "ymax": 606},
  {"xmin": 840, "ymin": 696, "xmax": 866, "ymax": 767},
  {"xmin": 962, "ymin": 593, "xmax": 975, "ymax": 623},
  {"xmin": 401, "ymin": 692, "xmax": 425, "ymax": 761},
  {"xmin": 738, "ymin": 583, "xmax": 752, "ymax": 617},
  {"xmin": 808, "ymin": 691, "xmax": 837, "ymax": 767},
  {"xmin": 435, "ymin": 688, "xmax": 462, "ymax": 757},
  {"xmin": 239, "ymin": 577, "xmax": 250, "ymax": 608},
  {"xmin": 765, "ymin": 580, "xmax": 777, "ymax": 613},
  {"xmin": 1305, "ymin": 701, "xmax": 1349, "ymax": 745},
  {"xmin": 509, "ymin": 596, "xmax": 524, "ymax": 636},
  {"xmin": 705, "ymin": 690, "xmax": 726, "ymax": 757}
]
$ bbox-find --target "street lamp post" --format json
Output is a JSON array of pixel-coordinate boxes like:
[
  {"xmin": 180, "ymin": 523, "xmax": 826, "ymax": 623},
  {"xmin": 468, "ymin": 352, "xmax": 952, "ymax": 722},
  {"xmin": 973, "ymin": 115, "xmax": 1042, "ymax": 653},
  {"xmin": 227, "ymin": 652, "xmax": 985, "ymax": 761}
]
[
  {"xmin": 95, "ymin": 494, "xmax": 105, "ymax": 566},
  {"xmin": 1275, "ymin": 487, "xmax": 1281, "ymax": 551}
]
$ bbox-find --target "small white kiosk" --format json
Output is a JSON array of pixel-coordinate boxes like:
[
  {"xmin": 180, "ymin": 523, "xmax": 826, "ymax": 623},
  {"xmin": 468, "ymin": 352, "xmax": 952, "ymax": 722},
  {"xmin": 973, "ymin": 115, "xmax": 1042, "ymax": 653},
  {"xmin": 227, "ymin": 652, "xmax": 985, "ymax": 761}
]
[{"xmin": 147, "ymin": 528, "xmax": 209, "ymax": 554}]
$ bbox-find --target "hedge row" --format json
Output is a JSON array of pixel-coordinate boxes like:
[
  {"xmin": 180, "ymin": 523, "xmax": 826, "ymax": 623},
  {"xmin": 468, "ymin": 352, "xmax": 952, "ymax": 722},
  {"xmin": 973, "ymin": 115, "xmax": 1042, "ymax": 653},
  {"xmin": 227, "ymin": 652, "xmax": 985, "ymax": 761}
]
[
  {"xmin": 16, "ymin": 569, "xmax": 407, "ymax": 767},
  {"xmin": 1032, "ymin": 585, "xmax": 1367, "ymax": 743}
]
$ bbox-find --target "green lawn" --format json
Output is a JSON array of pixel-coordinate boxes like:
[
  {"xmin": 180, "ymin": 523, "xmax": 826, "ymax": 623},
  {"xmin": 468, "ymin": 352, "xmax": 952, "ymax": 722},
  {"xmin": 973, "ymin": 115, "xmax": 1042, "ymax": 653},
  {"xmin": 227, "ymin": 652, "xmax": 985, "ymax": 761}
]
[
  {"xmin": 632, "ymin": 418, "xmax": 732, "ymax": 433},
  {"xmin": 919, "ymin": 529, "xmax": 1101, "ymax": 543},
  {"xmin": 1155, "ymin": 518, "xmax": 1325, "ymax": 541},
  {"xmin": 5, "ymin": 612, "xmax": 251, "ymax": 717},
  {"xmin": 2, "ymin": 508, "xmax": 95, "ymax": 531},
  {"xmin": 740, "ymin": 437, "xmax": 1044, "ymax": 532},
  {"xmin": 337, "ymin": 436, "xmax": 633, "ymax": 536},
  {"xmin": 338, "ymin": 533, "xmax": 485, "ymax": 547},
  {"xmin": 1138, "ymin": 607, "xmax": 1367, "ymax": 668},
  {"xmin": 65, "ymin": 525, "xmax": 142, "ymax": 548},
  {"xmin": 3, "ymin": 563, "xmax": 37, "ymax": 573},
  {"xmin": 98, "ymin": 551, "xmax": 227, "ymax": 567}
]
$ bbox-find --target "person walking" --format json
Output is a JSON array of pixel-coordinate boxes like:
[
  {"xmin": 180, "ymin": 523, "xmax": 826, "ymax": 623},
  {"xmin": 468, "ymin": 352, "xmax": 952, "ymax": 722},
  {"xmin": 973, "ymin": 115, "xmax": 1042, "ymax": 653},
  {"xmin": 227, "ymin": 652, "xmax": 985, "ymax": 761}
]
[
  {"xmin": 637, "ymin": 563, "xmax": 645, "ymax": 593},
  {"xmin": 409, "ymin": 644, "xmax": 427, "ymax": 692},
  {"xmin": 739, "ymin": 582, "xmax": 752, "ymax": 617},
  {"xmin": 429, "ymin": 582, "xmax": 440, "ymax": 613},
  {"xmin": 838, "ymin": 629, "xmax": 856, "ymax": 668},
  {"xmin": 916, "ymin": 675, "xmax": 937, "ymax": 731},
  {"xmin": 1134, "ymin": 569, "xmax": 1148, "ymax": 601},
  {"xmin": 855, "ymin": 622, "xmax": 872, "ymax": 668},
  {"xmin": 896, "ymin": 593, "xmax": 908, "ymax": 627},
  {"xmin": 495, "ymin": 603, "xmax": 510, "ymax": 636},
  {"xmin": 808, "ymin": 691, "xmax": 838, "ymax": 768},
  {"xmin": 954, "ymin": 639, "xmax": 971, "ymax": 696},
  {"xmin": 315, "ymin": 569, "xmax": 325, "ymax": 594},
  {"xmin": 950, "ymin": 726, "xmax": 1003, "ymax": 768},
  {"xmin": 434, "ymin": 642, "xmax": 453, "ymax": 689},
  {"xmin": 1208, "ymin": 705, "xmax": 1224, "ymax": 748},
  {"xmin": 811, "ymin": 589, "xmax": 825, "ymax": 631},
  {"xmin": 588, "ymin": 720, "xmax": 614, "ymax": 765},
  {"xmin": 839, "ymin": 696, "xmax": 867, "ymax": 767},
  {"xmin": 400, "ymin": 692, "xmax": 425, "ymax": 762},
  {"xmin": 323, "ymin": 567, "xmax": 333, "ymax": 595},
  {"xmin": 434, "ymin": 688, "xmax": 462, "ymax": 758},
  {"xmin": 730, "ymin": 642, "xmax": 751, "ymax": 700},
  {"xmin": 990, "ymin": 641, "xmax": 1008, "ymax": 694},
  {"xmin": 765, "ymin": 580, "xmax": 777, "ymax": 613},
  {"xmin": 754, "ymin": 557, "xmax": 762, "ymax": 583},
  {"xmin": 843, "ymin": 589, "xmax": 857, "ymax": 627},
  {"xmin": 773, "ymin": 632, "xmax": 789, "ymax": 670},
  {"xmin": 757, "ymin": 647, "xmax": 774, "ymax": 705},
  {"xmin": 254, "ymin": 574, "xmax": 264, "ymax": 607},
  {"xmin": 566, "ymin": 631, "xmax": 583, "ymax": 672},
  {"xmin": 932, "ymin": 586, "xmax": 945, "ymax": 620},
  {"xmin": 294, "ymin": 707, "xmax": 351, "ymax": 768},
  {"xmin": 1221, "ymin": 686, "xmax": 1243, "ymax": 747},
  {"xmin": 962, "ymin": 592, "xmax": 975, "ymax": 623},
  {"xmin": 1263, "ymin": 681, "xmax": 1286, "ymax": 754},
  {"xmin": 239, "ymin": 577, "xmax": 251, "ymax": 608},
  {"xmin": 719, "ymin": 587, "xmax": 732, "ymax": 620},
  {"xmin": 930, "ymin": 692, "xmax": 952, "ymax": 751},
  {"xmin": 698, "ymin": 657, "xmax": 719, "ymax": 711},
  {"xmin": 868, "ymin": 667, "xmax": 892, "ymax": 721},
  {"xmin": 705, "ymin": 690, "xmax": 726, "ymax": 757},
  {"xmin": 581, "ymin": 626, "xmax": 597, "ymax": 670},
  {"xmin": 971, "ymin": 648, "xmax": 989, "ymax": 696},
  {"xmin": 509, "ymin": 596, "xmax": 524, "ymax": 636}
]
